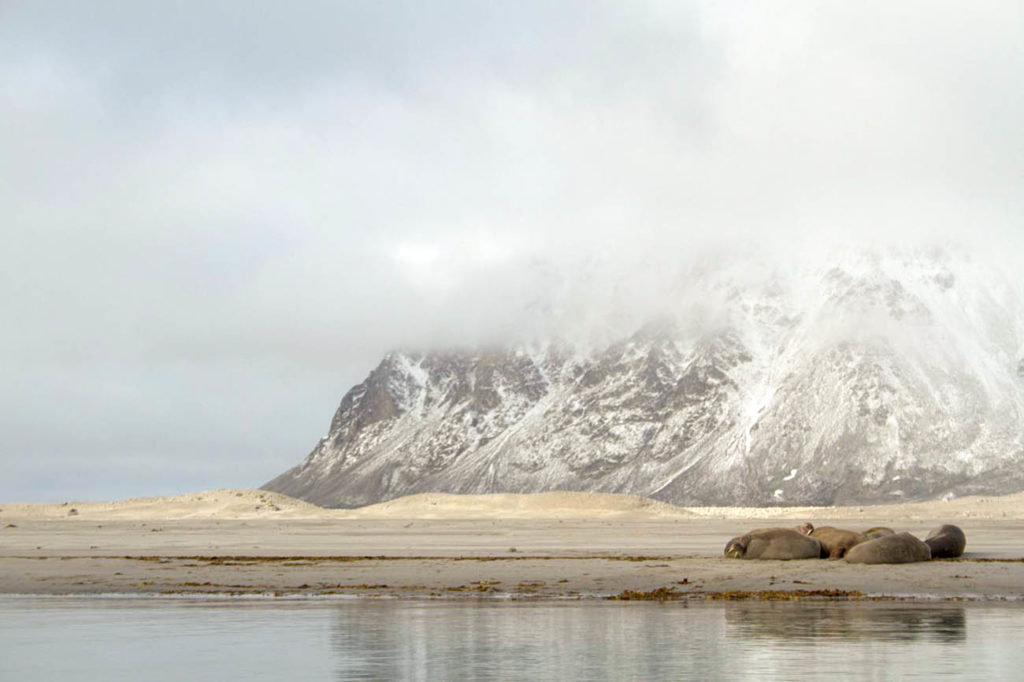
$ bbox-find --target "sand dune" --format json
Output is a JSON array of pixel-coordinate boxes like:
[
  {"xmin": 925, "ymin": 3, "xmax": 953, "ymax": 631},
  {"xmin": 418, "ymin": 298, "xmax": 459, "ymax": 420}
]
[
  {"xmin": 682, "ymin": 492, "xmax": 1024, "ymax": 521},
  {"xmin": 345, "ymin": 490, "xmax": 1024, "ymax": 521},
  {"xmin": 0, "ymin": 489, "xmax": 325, "ymax": 521},
  {"xmin": 3, "ymin": 488, "xmax": 1024, "ymax": 521},
  {"xmin": 342, "ymin": 491, "xmax": 697, "ymax": 519}
]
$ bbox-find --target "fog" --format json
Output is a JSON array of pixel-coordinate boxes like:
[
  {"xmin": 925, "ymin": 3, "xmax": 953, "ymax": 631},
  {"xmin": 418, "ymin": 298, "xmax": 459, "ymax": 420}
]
[{"xmin": 2, "ymin": 1, "xmax": 1022, "ymax": 500}]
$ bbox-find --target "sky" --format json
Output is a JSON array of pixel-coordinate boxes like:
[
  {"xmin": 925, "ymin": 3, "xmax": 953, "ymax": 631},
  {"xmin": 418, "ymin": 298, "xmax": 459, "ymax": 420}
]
[{"xmin": 2, "ymin": 1, "xmax": 1023, "ymax": 501}]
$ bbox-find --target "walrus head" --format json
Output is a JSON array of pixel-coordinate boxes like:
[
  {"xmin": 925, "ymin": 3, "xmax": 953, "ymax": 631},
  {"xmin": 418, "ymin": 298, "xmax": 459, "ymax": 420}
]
[
  {"xmin": 724, "ymin": 537, "xmax": 747, "ymax": 558},
  {"xmin": 795, "ymin": 522, "xmax": 814, "ymax": 535}
]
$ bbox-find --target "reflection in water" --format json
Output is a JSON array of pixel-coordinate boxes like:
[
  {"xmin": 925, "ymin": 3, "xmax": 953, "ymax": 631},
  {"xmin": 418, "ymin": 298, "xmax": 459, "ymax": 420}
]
[
  {"xmin": 330, "ymin": 602, "xmax": 727, "ymax": 680},
  {"xmin": 2, "ymin": 598, "xmax": 1022, "ymax": 682},
  {"xmin": 725, "ymin": 603, "xmax": 966, "ymax": 644},
  {"xmin": 328, "ymin": 602, "xmax": 989, "ymax": 680}
]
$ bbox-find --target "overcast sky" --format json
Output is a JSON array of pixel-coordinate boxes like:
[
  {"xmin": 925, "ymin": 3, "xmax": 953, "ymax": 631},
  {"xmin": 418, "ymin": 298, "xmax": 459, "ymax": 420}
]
[{"xmin": 2, "ymin": 2, "xmax": 1023, "ymax": 501}]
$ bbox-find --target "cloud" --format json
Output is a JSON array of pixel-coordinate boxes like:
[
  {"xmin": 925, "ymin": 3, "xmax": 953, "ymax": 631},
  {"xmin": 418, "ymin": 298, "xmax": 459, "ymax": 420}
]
[{"xmin": 1, "ymin": 1, "xmax": 1022, "ymax": 500}]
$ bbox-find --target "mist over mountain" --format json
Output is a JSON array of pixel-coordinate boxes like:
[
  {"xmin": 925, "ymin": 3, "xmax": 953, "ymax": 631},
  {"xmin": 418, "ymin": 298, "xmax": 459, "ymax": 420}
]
[
  {"xmin": 265, "ymin": 243, "xmax": 1024, "ymax": 507},
  {"xmin": 6, "ymin": 2, "xmax": 1024, "ymax": 503}
]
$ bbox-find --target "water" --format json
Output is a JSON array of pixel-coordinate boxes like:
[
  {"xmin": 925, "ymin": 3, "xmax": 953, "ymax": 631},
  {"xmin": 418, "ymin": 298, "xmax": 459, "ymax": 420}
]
[{"xmin": 2, "ymin": 597, "xmax": 1023, "ymax": 680}]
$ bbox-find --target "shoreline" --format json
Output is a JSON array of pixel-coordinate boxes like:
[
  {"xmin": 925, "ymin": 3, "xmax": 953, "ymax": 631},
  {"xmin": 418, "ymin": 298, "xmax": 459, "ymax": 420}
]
[
  {"xmin": 4, "ymin": 586, "xmax": 1024, "ymax": 603},
  {"xmin": 3, "ymin": 520, "xmax": 1023, "ymax": 601},
  {"xmin": 3, "ymin": 490, "xmax": 1023, "ymax": 601}
]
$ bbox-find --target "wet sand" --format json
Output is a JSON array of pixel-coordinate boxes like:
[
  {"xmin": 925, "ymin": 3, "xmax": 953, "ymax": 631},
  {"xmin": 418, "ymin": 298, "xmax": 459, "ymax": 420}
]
[{"xmin": 2, "ymin": 490, "xmax": 1022, "ymax": 600}]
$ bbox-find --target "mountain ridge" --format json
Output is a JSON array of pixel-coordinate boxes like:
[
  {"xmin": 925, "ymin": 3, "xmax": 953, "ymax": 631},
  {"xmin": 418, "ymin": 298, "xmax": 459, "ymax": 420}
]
[{"xmin": 264, "ymin": 247, "xmax": 1024, "ymax": 507}]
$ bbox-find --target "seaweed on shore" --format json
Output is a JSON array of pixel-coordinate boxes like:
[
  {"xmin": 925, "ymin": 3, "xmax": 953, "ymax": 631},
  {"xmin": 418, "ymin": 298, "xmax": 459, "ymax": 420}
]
[
  {"xmin": 701, "ymin": 589, "xmax": 864, "ymax": 601},
  {"xmin": 607, "ymin": 587, "xmax": 681, "ymax": 601},
  {"xmin": 607, "ymin": 587, "xmax": 865, "ymax": 602}
]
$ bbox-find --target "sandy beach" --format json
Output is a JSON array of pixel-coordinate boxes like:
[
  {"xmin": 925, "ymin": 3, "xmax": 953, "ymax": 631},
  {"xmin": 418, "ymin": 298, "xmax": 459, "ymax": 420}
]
[{"xmin": 2, "ymin": 489, "xmax": 1022, "ymax": 600}]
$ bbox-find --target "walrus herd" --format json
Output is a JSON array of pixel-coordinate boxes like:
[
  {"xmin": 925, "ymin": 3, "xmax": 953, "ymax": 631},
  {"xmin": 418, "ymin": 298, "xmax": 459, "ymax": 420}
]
[{"xmin": 724, "ymin": 523, "xmax": 966, "ymax": 564}]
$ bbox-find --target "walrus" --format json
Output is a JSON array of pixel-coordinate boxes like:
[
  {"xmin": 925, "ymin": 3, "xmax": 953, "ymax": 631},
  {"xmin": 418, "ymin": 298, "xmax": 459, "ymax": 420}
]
[
  {"xmin": 795, "ymin": 522, "xmax": 814, "ymax": 535},
  {"xmin": 724, "ymin": 528, "xmax": 821, "ymax": 560},
  {"xmin": 863, "ymin": 526, "xmax": 896, "ymax": 539},
  {"xmin": 844, "ymin": 532, "xmax": 931, "ymax": 564},
  {"xmin": 924, "ymin": 524, "xmax": 966, "ymax": 558},
  {"xmin": 798, "ymin": 524, "xmax": 868, "ymax": 559}
]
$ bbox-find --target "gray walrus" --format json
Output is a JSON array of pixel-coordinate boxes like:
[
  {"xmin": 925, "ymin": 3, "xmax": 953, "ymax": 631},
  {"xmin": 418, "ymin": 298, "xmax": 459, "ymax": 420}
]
[
  {"xmin": 924, "ymin": 524, "xmax": 966, "ymax": 558},
  {"xmin": 797, "ymin": 524, "xmax": 868, "ymax": 559},
  {"xmin": 845, "ymin": 532, "xmax": 931, "ymax": 564},
  {"xmin": 863, "ymin": 526, "xmax": 896, "ymax": 539},
  {"xmin": 724, "ymin": 528, "xmax": 821, "ymax": 560}
]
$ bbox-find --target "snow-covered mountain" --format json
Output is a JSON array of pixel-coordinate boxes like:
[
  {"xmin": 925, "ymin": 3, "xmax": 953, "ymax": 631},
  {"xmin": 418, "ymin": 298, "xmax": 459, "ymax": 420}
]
[{"xmin": 264, "ymin": 246, "xmax": 1024, "ymax": 507}]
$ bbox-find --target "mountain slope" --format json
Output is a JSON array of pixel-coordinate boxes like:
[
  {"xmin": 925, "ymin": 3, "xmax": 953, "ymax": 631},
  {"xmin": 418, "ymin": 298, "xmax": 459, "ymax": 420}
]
[{"xmin": 264, "ymin": 248, "xmax": 1024, "ymax": 507}]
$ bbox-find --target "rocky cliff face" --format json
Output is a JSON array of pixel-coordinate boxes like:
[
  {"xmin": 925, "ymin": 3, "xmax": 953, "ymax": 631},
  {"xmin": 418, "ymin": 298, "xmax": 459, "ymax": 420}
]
[{"xmin": 264, "ymin": 248, "xmax": 1024, "ymax": 507}]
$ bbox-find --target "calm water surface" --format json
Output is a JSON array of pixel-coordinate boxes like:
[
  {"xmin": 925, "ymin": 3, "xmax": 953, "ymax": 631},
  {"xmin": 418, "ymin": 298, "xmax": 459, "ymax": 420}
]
[{"xmin": 2, "ymin": 597, "xmax": 1023, "ymax": 680}]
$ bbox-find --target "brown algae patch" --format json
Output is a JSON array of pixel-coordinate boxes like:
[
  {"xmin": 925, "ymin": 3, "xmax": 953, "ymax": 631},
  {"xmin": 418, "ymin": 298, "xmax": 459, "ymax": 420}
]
[
  {"xmin": 701, "ymin": 589, "xmax": 864, "ymax": 601},
  {"xmin": 608, "ymin": 587, "xmax": 865, "ymax": 602},
  {"xmin": 444, "ymin": 583, "xmax": 501, "ymax": 593},
  {"xmin": 939, "ymin": 558, "xmax": 1024, "ymax": 563},
  {"xmin": 608, "ymin": 587, "xmax": 682, "ymax": 601}
]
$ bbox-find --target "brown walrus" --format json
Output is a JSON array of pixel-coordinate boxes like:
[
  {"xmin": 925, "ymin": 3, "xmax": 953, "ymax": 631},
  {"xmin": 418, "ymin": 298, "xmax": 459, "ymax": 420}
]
[
  {"xmin": 797, "ymin": 524, "xmax": 868, "ymax": 559},
  {"xmin": 924, "ymin": 524, "xmax": 966, "ymax": 558},
  {"xmin": 863, "ymin": 526, "xmax": 896, "ymax": 539},
  {"xmin": 844, "ymin": 532, "xmax": 931, "ymax": 564},
  {"xmin": 724, "ymin": 528, "xmax": 821, "ymax": 560}
]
